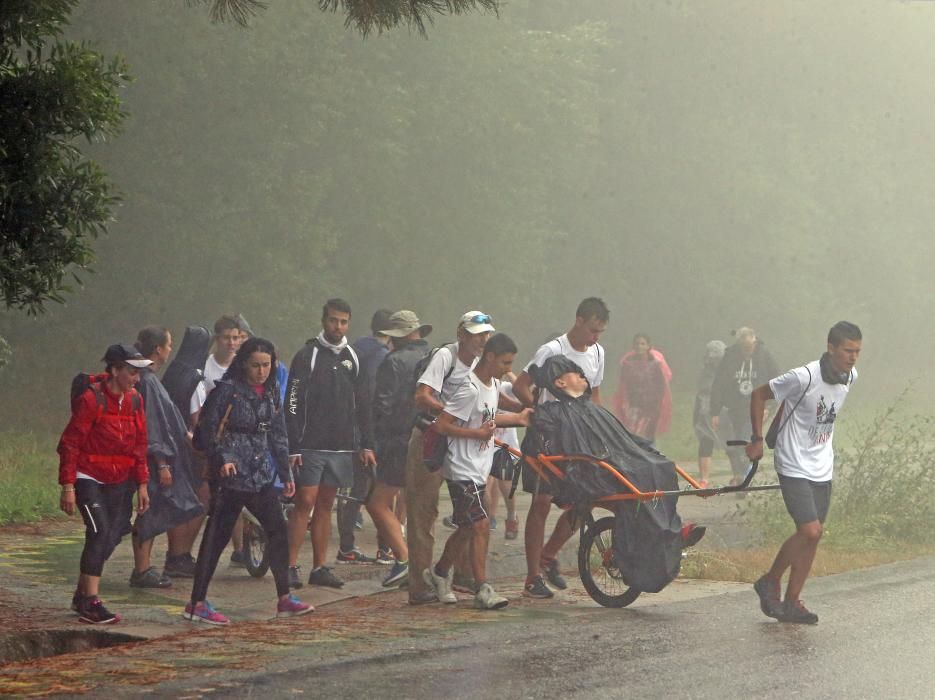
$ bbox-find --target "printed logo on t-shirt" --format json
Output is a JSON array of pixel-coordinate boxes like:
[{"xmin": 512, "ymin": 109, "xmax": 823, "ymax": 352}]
[
  {"xmin": 809, "ymin": 395, "xmax": 837, "ymax": 445},
  {"xmin": 735, "ymin": 359, "xmax": 756, "ymax": 397},
  {"xmin": 478, "ymin": 402, "xmax": 495, "ymax": 452}
]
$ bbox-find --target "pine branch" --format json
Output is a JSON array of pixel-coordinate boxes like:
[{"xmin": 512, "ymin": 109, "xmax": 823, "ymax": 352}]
[
  {"xmin": 187, "ymin": 0, "xmax": 268, "ymax": 28},
  {"xmin": 318, "ymin": 1, "xmax": 500, "ymax": 37}
]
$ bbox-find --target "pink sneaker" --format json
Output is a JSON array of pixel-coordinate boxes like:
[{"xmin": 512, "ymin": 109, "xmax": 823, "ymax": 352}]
[
  {"xmin": 277, "ymin": 594, "xmax": 314, "ymax": 618},
  {"xmin": 182, "ymin": 600, "xmax": 229, "ymax": 626}
]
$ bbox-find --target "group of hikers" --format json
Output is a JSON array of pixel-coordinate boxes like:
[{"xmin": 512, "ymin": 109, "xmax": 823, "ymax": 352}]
[{"xmin": 57, "ymin": 295, "xmax": 862, "ymax": 627}]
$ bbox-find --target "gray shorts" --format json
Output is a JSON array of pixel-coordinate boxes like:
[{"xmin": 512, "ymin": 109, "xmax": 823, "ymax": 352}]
[
  {"xmin": 295, "ymin": 450, "xmax": 354, "ymax": 489},
  {"xmin": 778, "ymin": 474, "xmax": 832, "ymax": 525}
]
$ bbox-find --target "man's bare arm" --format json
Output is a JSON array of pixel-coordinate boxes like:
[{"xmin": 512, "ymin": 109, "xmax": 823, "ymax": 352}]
[
  {"xmin": 415, "ymin": 383, "xmax": 444, "ymax": 415},
  {"xmin": 590, "ymin": 386, "xmax": 602, "ymax": 406},
  {"xmin": 512, "ymin": 371, "xmax": 536, "ymax": 407},
  {"xmin": 745, "ymin": 384, "xmax": 774, "ymax": 461}
]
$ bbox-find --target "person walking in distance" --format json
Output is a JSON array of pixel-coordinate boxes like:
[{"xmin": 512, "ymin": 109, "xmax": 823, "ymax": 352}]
[{"xmin": 750, "ymin": 322, "xmax": 861, "ymax": 624}]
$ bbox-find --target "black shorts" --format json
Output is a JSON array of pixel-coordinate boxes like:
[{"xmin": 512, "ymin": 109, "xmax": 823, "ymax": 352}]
[
  {"xmin": 375, "ymin": 438, "xmax": 407, "ymax": 489},
  {"xmin": 521, "ymin": 461, "xmax": 553, "ymax": 497},
  {"xmin": 446, "ymin": 480, "xmax": 488, "ymax": 528},
  {"xmin": 697, "ymin": 436, "xmax": 715, "ymax": 459},
  {"xmin": 778, "ymin": 474, "xmax": 832, "ymax": 525}
]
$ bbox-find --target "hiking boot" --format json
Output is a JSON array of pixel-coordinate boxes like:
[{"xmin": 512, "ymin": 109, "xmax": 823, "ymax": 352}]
[
  {"xmin": 753, "ymin": 575, "xmax": 783, "ymax": 619},
  {"xmin": 163, "ymin": 553, "xmax": 197, "ymax": 578},
  {"xmin": 382, "ymin": 561, "xmax": 409, "ymax": 588},
  {"xmin": 681, "ymin": 523, "xmax": 707, "ymax": 548},
  {"xmin": 442, "ymin": 515, "xmax": 457, "ymax": 530},
  {"xmin": 183, "ymin": 600, "xmax": 229, "ymax": 626},
  {"xmin": 474, "ymin": 583, "xmax": 509, "ymax": 610},
  {"xmin": 452, "ymin": 572, "xmax": 479, "ymax": 594},
  {"xmin": 408, "ymin": 590, "xmax": 439, "ymax": 606},
  {"xmin": 288, "ymin": 565, "xmax": 303, "ymax": 590},
  {"xmin": 336, "ymin": 548, "xmax": 377, "ymax": 564},
  {"xmin": 779, "ymin": 599, "xmax": 819, "ymax": 625},
  {"xmin": 308, "ymin": 565, "xmax": 344, "ymax": 589},
  {"xmin": 504, "ymin": 517, "xmax": 519, "ymax": 540},
  {"xmin": 129, "ymin": 567, "xmax": 172, "ymax": 589},
  {"xmin": 276, "ymin": 594, "xmax": 314, "ymax": 618},
  {"xmin": 78, "ymin": 597, "xmax": 121, "ymax": 625},
  {"xmin": 375, "ymin": 547, "xmax": 396, "ymax": 565},
  {"xmin": 422, "ymin": 567, "xmax": 457, "ymax": 604},
  {"xmin": 541, "ymin": 558, "xmax": 568, "ymax": 590},
  {"xmin": 229, "ymin": 549, "xmax": 248, "ymax": 568},
  {"xmin": 523, "ymin": 575, "xmax": 554, "ymax": 599}
]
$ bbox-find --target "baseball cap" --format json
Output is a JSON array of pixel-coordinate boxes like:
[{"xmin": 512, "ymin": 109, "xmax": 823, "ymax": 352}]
[
  {"xmin": 382, "ymin": 310, "xmax": 433, "ymax": 339},
  {"xmin": 102, "ymin": 343, "xmax": 153, "ymax": 369},
  {"xmin": 458, "ymin": 311, "xmax": 496, "ymax": 335}
]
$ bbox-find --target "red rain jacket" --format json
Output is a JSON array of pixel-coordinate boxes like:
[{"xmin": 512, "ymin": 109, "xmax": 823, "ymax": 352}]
[{"xmin": 57, "ymin": 374, "xmax": 149, "ymax": 486}]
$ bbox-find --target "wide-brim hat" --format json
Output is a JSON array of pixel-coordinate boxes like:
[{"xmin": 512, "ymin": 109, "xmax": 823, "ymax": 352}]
[{"xmin": 382, "ymin": 310, "xmax": 433, "ymax": 339}]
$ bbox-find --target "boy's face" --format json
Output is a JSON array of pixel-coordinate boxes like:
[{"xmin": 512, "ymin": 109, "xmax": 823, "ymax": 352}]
[
  {"xmin": 485, "ymin": 351, "xmax": 516, "ymax": 379},
  {"xmin": 553, "ymin": 370, "xmax": 588, "ymax": 397}
]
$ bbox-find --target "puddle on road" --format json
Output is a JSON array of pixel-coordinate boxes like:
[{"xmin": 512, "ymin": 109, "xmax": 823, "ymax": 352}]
[{"xmin": 0, "ymin": 629, "xmax": 144, "ymax": 664}]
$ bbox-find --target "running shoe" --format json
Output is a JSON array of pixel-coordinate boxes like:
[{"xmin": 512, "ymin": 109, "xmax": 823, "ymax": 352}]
[
  {"xmin": 779, "ymin": 599, "xmax": 819, "ymax": 625},
  {"xmin": 504, "ymin": 517, "xmax": 519, "ymax": 541},
  {"xmin": 336, "ymin": 548, "xmax": 377, "ymax": 564},
  {"xmin": 229, "ymin": 550, "xmax": 248, "ymax": 568},
  {"xmin": 408, "ymin": 590, "xmax": 439, "ymax": 606},
  {"xmin": 452, "ymin": 572, "xmax": 479, "ymax": 594},
  {"xmin": 182, "ymin": 600, "xmax": 229, "ymax": 626},
  {"xmin": 422, "ymin": 567, "xmax": 457, "ymax": 604},
  {"xmin": 474, "ymin": 583, "xmax": 509, "ymax": 610},
  {"xmin": 541, "ymin": 558, "xmax": 568, "ymax": 590},
  {"xmin": 489, "ymin": 517, "xmax": 498, "ymax": 531},
  {"xmin": 753, "ymin": 575, "xmax": 783, "ymax": 619},
  {"xmin": 288, "ymin": 565, "xmax": 303, "ymax": 590},
  {"xmin": 129, "ymin": 567, "xmax": 172, "ymax": 588},
  {"xmin": 308, "ymin": 565, "xmax": 344, "ymax": 589},
  {"xmin": 276, "ymin": 594, "xmax": 314, "ymax": 618},
  {"xmin": 78, "ymin": 597, "xmax": 121, "ymax": 625},
  {"xmin": 681, "ymin": 523, "xmax": 707, "ymax": 548},
  {"xmin": 163, "ymin": 553, "xmax": 197, "ymax": 578},
  {"xmin": 375, "ymin": 547, "xmax": 396, "ymax": 565},
  {"xmin": 523, "ymin": 575, "xmax": 554, "ymax": 599},
  {"xmin": 442, "ymin": 515, "xmax": 457, "ymax": 530},
  {"xmin": 382, "ymin": 560, "xmax": 409, "ymax": 588}
]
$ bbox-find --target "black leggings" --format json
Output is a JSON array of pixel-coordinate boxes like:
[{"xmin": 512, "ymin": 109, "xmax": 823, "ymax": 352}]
[
  {"xmin": 76, "ymin": 479, "xmax": 134, "ymax": 577},
  {"xmin": 190, "ymin": 484, "xmax": 289, "ymax": 604}
]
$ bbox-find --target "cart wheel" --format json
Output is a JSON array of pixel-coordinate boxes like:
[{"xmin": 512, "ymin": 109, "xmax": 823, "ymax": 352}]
[
  {"xmin": 242, "ymin": 518, "xmax": 270, "ymax": 579},
  {"xmin": 578, "ymin": 516, "xmax": 641, "ymax": 608}
]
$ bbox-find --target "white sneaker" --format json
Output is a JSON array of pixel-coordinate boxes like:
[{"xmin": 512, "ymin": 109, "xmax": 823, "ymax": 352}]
[
  {"xmin": 474, "ymin": 583, "xmax": 509, "ymax": 610},
  {"xmin": 422, "ymin": 567, "xmax": 457, "ymax": 604}
]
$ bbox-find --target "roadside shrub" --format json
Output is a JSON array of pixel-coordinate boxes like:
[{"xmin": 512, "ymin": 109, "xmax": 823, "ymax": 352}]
[{"xmin": 0, "ymin": 432, "xmax": 62, "ymax": 524}]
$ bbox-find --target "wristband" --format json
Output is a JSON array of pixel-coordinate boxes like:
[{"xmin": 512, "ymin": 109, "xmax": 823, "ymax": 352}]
[
  {"xmin": 158, "ymin": 464, "xmax": 171, "ymax": 471},
  {"xmin": 750, "ymin": 435, "xmax": 764, "ymax": 443},
  {"xmin": 61, "ymin": 486, "xmax": 75, "ymax": 493}
]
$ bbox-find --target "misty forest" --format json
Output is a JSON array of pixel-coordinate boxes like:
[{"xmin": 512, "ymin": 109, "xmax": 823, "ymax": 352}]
[{"xmin": 3, "ymin": 0, "xmax": 935, "ymax": 431}]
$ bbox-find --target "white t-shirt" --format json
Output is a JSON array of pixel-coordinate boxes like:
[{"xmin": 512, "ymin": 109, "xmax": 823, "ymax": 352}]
[
  {"xmin": 442, "ymin": 373, "xmax": 501, "ymax": 484},
  {"xmin": 417, "ymin": 343, "xmax": 477, "ymax": 404},
  {"xmin": 189, "ymin": 354, "xmax": 231, "ymax": 414},
  {"xmin": 494, "ymin": 381, "xmax": 519, "ymax": 450},
  {"xmin": 769, "ymin": 359, "xmax": 856, "ymax": 482},
  {"xmin": 524, "ymin": 334, "xmax": 605, "ymax": 403}
]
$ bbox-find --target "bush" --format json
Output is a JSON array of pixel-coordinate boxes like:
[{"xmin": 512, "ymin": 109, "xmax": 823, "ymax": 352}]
[
  {"xmin": 741, "ymin": 391, "xmax": 935, "ymax": 549},
  {"xmin": 0, "ymin": 431, "xmax": 62, "ymax": 524}
]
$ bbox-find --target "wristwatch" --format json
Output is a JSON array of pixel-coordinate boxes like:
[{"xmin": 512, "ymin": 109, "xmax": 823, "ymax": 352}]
[{"xmin": 750, "ymin": 435, "xmax": 764, "ymax": 443}]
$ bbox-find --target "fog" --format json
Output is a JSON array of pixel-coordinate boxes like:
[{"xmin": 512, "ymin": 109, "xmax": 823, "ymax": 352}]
[{"xmin": 2, "ymin": 0, "xmax": 934, "ymax": 428}]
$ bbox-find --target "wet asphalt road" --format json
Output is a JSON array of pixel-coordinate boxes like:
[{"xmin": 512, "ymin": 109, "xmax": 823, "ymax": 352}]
[{"xmin": 145, "ymin": 555, "xmax": 935, "ymax": 699}]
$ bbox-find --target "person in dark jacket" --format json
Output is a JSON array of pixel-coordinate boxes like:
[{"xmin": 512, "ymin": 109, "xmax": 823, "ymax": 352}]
[
  {"xmin": 285, "ymin": 298, "xmax": 375, "ymax": 589},
  {"xmin": 365, "ymin": 310, "xmax": 433, "ymax": 588},
  {"xmin": 129, "ymin": 327, "xmax": 204, "ymax": 589},
  {"xmin": 692, "ymin": 340, "xmax": 727, "ymax": 488},
  {"xmin": 335, "ymin": 308, "xmax": 393, "ymax": 564},
  {"xmin": 709, "ymin": 327, "xmax": 780, "ymax": 485},
  {"xmin": 184, "ymin": 337, "xmax": 311, "ymax": 625},
  {"xmin": 58, "ymin": 343, "xmax": 151, "ymax": 624}
]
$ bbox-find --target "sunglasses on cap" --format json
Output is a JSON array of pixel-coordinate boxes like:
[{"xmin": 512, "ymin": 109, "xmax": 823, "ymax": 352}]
[{"xmin": 464, "ymin": 313, "xmax": 492, "ymax": 325}]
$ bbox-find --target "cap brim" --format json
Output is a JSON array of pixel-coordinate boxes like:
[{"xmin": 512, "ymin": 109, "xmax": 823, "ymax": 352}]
[
  {"xmin": 126, "ymin": 359, "xmax": 154, "ymax": 368},
  {"xmin": 462, "ymin": 323, "xmax": 496, "ymax": 334}
]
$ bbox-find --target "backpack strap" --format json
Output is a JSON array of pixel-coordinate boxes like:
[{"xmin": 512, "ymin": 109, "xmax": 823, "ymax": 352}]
[{"xmin": 345, "ymin": 345, "xmax": 360, "ymax": 377}]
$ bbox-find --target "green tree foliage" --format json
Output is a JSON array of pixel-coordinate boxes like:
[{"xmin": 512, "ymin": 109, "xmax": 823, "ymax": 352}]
[{"xmin": 0, "ymin": 0, "xmax": 129, "ymax": 314}]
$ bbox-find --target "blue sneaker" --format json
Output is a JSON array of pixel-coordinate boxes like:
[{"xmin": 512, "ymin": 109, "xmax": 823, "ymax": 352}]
[{"xmin": 382, "ymin": 560, "xmax": 409, "ymax": 588}]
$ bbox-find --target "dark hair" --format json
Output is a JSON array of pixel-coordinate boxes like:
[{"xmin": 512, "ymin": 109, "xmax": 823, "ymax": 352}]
[
  {"xmin": 213, "ymin": 315, "xmax": 241, "ymax": 336},
  {"xmin": 322, "ymin": 298, "xmax": 352, "ymax": 321},
  {"xmin": 224, "ymin": 336, "xmax": 279, "ymax": 395},
  {"xmin": 371, "ymin": 308, "xmax": 393, "ymax": 335},
  {"xmin": 483, "ymin": 333, "xmax": 518, "ymax": 358},
  {"xmin": 632, "ymin": 333, "xmax": 651, "ymax": 346},
  {"xmin": 576, "ymin": 297, "xmax": 609, "ymax": 323},
  {"xmin": 828, "ymin": 321, "xmax": 862, "ymax": 347},
  {"xmin": 135, "ymin": 326, "xmax": 170, "ymax": 358}
]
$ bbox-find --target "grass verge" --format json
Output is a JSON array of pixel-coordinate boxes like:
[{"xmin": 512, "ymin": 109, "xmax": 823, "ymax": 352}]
[{"xmin": 0, "ymin": 432, "xmax": 63, "ymax": 525}]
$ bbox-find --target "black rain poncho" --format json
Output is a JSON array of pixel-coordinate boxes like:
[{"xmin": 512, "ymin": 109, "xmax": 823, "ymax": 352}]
[
  {"xmin": 526, "ymin": 356, "xmax": 684, "ymax": 593},
  {"xmin": 161, "ymin": 326, "xmax": 211, "ymax": 419},
  {"xmin": 134, "ymin": 368, "xmax": 205, "ymax": 542}
]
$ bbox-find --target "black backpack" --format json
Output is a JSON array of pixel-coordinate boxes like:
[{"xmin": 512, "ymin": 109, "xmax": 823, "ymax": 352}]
[
  {"xmin": 69, "ymin": 373, "xmax": 141, "ymax": 416},
  {"xmin": 161, "ymin": 325, "xmax": 212, "ymax": 419},
  {"xmin": 411, "ymin": 343, "xmax": 457, "ymax": 424}
]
